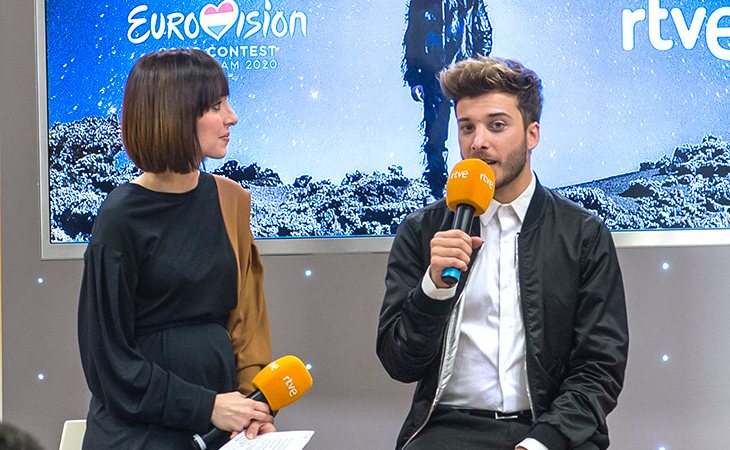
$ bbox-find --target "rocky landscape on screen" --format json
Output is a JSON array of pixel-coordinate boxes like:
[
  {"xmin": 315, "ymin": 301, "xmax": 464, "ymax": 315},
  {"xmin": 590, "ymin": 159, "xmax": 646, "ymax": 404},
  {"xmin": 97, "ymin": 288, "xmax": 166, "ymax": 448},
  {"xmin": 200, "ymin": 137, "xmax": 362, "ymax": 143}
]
[{"xmin": 48, "ymin": 116, "xmax": 730, "ymax": 242}]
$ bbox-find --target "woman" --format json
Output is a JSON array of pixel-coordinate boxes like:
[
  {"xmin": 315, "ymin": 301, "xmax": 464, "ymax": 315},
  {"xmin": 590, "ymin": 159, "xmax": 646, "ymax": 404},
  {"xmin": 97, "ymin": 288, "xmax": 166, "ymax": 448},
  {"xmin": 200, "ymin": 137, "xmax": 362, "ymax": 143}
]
[{"xmin": 78, "ymin": 48, "xmax": 274, "ymax": 449}]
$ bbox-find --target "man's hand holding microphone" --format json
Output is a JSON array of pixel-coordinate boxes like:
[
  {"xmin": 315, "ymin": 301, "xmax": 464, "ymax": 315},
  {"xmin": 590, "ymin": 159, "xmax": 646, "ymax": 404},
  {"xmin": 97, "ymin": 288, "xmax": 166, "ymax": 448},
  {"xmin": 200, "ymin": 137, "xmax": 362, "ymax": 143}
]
[{"xmin": 430, "ymin": 159, "xmax": 495, "ymax": 289}]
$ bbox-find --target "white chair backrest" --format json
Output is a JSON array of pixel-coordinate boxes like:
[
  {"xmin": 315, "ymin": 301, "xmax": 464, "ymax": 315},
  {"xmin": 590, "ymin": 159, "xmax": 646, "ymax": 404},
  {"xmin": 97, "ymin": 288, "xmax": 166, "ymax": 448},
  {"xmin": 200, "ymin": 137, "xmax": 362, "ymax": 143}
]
[{"xmin": 58, "ymin": 420, "xmax": 86, "ymax": 450}]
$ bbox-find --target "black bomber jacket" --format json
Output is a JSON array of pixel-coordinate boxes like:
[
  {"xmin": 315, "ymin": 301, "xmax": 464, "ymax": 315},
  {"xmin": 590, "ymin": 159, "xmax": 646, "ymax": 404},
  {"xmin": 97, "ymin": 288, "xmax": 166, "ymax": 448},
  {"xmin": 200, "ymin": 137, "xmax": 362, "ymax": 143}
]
[{"xmin": 376, "ymin": 179, "xmax": 629, "ymax": 450}]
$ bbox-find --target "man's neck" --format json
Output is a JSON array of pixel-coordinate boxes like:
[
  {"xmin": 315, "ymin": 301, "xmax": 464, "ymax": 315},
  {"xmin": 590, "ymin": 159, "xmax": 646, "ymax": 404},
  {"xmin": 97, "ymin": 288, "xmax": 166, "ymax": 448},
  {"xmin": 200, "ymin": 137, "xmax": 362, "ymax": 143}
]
[{"xmin": 494, "ymin": 168, "xmax": 533, "ymax": 204}]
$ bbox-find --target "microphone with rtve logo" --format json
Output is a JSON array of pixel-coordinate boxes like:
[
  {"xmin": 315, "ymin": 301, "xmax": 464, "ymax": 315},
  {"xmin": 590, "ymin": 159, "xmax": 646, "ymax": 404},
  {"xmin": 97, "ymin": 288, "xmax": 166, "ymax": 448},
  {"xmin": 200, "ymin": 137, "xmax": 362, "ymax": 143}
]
[
  {"xmin": 191, "ymin": 355, "xmax": 313, "ymax": 450},
  {"xmin": 441, "ymin": 158, "xmax": 496, "ymax": 286}
]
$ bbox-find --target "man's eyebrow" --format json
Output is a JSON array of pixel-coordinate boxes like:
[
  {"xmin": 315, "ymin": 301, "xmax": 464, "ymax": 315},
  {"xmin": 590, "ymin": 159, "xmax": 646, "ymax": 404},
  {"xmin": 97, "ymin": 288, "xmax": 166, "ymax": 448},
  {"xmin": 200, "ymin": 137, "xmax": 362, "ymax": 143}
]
[
  {"xmin": 484, "ymin": 111, "xmax": 512, "ymax": 119},
  {"xmin": 457, "ymin": 112, "xmax": 512, "ymax": 122}
]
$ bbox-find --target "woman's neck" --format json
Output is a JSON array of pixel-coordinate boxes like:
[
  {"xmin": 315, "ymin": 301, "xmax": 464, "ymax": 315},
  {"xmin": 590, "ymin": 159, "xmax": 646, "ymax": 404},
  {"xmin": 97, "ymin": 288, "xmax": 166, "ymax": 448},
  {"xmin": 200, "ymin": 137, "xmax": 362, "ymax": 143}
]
[{"xmin": 132, "ymin": 170, "xmax": 201, "ymax": 193}]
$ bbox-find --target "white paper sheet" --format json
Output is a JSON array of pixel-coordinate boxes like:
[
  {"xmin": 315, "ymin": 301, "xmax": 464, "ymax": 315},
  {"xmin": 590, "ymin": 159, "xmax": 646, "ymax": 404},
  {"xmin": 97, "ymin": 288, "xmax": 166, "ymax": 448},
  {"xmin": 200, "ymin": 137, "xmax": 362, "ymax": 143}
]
[{"xmin": 219, "ymin": 430, "xmax": 314, "ymax": 450}]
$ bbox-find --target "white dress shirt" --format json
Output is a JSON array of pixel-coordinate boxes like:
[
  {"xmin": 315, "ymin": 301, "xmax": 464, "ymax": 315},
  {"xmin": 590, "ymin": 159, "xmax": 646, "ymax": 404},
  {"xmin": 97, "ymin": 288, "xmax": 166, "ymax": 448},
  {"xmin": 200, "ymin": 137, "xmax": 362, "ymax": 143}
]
[{"xmin": 422, "ymin": 174, "xmax": 548, "ymax": 450}]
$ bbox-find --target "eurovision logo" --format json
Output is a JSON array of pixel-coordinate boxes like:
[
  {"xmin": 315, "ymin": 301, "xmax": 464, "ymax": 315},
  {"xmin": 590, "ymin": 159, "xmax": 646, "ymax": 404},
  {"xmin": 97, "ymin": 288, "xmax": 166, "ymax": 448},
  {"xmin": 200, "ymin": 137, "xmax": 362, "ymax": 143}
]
[
  {"xmin": 200, "ymin": 0, "xmax": 239, "ymax": 41},
  {"xmin": 127, "ymin": 0, "xmax": 308, "ymax": 44}
]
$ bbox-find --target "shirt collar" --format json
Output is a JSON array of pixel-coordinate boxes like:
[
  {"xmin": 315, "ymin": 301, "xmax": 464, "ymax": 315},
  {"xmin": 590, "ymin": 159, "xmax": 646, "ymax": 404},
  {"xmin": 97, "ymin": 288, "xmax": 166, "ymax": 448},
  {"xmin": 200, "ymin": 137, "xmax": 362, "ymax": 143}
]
[{"xmin": 479, "ymin": 172, "xmax": 536, "ymax": 226}]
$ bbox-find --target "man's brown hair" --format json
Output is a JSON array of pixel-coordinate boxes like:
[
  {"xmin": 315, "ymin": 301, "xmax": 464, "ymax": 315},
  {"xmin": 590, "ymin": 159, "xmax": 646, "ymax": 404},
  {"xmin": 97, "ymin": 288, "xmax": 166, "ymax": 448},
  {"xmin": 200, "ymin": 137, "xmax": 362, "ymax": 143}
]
[
  {"xmin": 439, "ymin": 56, "xmax": 543, "ymax": 128},
  {"xmin": 121, "ymin": 48, "xmax": 230, "ymax": 173}
]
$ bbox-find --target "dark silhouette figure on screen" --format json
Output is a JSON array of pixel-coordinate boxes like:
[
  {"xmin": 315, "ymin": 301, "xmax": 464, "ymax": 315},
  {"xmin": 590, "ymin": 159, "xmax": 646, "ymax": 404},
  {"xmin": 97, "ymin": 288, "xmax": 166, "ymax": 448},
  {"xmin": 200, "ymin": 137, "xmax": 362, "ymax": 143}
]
[{"xmin": 403, "ymin": 0, "xmax": 493, "ymax": 198}]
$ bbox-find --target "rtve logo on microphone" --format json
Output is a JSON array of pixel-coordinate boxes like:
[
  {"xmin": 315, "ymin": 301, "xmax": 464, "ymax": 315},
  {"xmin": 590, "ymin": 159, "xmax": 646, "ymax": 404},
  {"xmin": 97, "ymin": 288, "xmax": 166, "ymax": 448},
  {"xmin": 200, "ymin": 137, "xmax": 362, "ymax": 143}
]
[
  {"xmin": 479, "ymin": 173, "xmax": 495, "ymax": 191},
  {"xmin": 282, "ymin": 376, "xmax": 298, "ymax": 397},
  {"xmin": 450, "ymin": 170, "xmax": 470, "ymax": 180},
  {"xmin": 449, "ymin": 170, "xmax": 495, "ymax": 191},
  {"xmin": 622, "ymin": 0, "xmax": 730, "ymax": 60}
]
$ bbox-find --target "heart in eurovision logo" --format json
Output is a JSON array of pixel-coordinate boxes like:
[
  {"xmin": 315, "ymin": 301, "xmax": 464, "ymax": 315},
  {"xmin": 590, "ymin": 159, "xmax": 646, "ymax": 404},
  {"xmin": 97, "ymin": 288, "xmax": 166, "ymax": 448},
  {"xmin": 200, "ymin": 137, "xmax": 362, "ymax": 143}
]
[{"xmin": 200, "ymin": 0, "xmax": 240, "ymax": 41}]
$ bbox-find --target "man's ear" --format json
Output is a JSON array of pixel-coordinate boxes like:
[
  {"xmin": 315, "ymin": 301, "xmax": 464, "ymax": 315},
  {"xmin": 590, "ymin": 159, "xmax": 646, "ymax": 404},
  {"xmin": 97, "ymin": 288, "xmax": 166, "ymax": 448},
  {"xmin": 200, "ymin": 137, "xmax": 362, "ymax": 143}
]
[{"xmin": 527, "ymin": 122, "xmax": 540, "ymax": 151}]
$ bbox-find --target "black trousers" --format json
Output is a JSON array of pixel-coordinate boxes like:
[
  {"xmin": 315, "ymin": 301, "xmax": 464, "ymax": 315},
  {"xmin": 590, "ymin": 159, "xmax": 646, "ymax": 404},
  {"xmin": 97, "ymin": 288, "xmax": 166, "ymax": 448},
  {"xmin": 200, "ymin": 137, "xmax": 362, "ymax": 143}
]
[{"xmin": 405, "ymin": 406, "xmax": 599, "ymax": 450}]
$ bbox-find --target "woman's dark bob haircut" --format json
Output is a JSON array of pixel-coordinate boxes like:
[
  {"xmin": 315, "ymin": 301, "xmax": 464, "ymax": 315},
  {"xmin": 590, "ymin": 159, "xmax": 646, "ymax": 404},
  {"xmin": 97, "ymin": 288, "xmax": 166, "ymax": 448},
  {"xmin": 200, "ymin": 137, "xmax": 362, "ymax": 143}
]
[{"xmin": 121, "ymin": 48, "xmax": 230, "ymax": 174}]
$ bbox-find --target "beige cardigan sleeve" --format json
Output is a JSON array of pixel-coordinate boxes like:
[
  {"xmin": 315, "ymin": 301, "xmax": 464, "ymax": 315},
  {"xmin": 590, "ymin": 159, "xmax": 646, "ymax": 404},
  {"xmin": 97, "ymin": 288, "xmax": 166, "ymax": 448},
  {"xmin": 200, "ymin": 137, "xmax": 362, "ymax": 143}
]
[{"xmin": 213, "ymin": 175, "xmax": 272, "ymax": 395}]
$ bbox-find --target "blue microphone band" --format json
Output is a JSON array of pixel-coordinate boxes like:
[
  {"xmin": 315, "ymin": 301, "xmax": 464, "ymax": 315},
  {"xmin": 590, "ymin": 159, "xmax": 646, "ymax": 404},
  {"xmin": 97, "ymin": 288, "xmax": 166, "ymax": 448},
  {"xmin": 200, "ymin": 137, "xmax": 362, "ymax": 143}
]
[{"xmin": 440, "ymin": 267, "xmax": 461, "ymax": 286}]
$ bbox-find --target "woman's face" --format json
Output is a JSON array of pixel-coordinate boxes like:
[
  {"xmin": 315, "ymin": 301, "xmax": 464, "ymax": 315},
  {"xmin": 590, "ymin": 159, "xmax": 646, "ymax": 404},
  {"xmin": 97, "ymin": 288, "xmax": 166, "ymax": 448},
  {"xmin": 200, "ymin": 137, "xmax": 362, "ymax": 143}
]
[{"xmin": 197, "ymin": 97, "xmax": 238, "ymax": 160}]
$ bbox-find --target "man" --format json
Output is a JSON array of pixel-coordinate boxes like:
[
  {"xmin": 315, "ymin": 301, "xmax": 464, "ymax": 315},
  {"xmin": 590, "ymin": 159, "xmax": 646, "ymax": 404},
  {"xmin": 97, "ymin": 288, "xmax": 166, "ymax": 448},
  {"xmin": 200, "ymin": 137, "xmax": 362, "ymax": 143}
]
[
  {"xmin": 403, "ymin": 0, "xmax": 492, "ymax": 199},
  {"xmin": 377, "ymin": 56, "xmax": 628, "ymax": 450}
]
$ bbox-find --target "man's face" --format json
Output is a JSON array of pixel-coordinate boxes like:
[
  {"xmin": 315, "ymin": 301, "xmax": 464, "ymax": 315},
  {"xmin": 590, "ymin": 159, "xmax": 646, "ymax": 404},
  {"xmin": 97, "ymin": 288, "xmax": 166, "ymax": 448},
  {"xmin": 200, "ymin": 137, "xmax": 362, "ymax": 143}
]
[{"xmin": 456, "ymin": 92, "xmax": 539, "ymax": 203}]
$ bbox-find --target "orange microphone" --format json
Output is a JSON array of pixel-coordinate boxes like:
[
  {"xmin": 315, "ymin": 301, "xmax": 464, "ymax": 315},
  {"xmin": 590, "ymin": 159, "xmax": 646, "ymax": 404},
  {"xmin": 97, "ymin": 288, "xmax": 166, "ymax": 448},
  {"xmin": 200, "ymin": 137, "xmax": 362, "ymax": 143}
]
[
  {"xmin": 192, "ymin": 355, "xmax": 313, "ymax": 449},
  {"xmin": 250, "ymin": 355, "xmax": 313, "ymax": 409},
  {"xmin": 441, "ymin": 158, "xmax": 496, "ymax": 286}
]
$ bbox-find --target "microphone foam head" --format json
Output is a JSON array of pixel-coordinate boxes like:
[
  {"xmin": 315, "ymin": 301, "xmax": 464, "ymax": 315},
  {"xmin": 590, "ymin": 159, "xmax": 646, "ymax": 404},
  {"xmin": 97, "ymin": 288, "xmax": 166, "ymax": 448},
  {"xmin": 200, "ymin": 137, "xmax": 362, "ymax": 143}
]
[
  {"xmin": 445, "ymin": 158, "xmax": 495, "ymax": 216},
  {"xmin": 252, "ymin": 355, "xmax": 313, "ymax": 410}
]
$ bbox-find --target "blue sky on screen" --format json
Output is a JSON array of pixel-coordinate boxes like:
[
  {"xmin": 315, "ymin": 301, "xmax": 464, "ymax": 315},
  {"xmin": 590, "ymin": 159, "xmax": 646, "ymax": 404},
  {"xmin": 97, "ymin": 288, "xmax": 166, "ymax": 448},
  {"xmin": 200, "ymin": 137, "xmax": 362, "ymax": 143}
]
[{"xmin": 46, "ymin": 0, "xmax": 730, "ymax": 186}]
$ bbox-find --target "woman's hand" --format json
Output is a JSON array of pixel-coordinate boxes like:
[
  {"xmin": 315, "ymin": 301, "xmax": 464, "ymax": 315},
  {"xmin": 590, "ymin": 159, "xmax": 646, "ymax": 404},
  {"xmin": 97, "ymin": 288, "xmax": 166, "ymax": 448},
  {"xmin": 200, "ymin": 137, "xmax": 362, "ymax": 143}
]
[
  {"xmin": 211, "ymin": 392, "xmax": 274, "ymax": 438},
  {"xmin": 232, "ymin": 421, "xmax": 277, "ymax": 440}
]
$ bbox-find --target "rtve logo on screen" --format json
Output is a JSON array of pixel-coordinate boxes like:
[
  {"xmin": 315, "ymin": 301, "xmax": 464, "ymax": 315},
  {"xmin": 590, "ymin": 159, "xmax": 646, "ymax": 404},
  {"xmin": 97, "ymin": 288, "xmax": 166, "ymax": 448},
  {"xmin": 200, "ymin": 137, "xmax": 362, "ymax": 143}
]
[
  {"xmin": 622, "ymin": 0, "xmax": 730, "ymax": 60},
  {"xmin": 126, "ymin": 0, "xmax": 308, "ymax": 44}
]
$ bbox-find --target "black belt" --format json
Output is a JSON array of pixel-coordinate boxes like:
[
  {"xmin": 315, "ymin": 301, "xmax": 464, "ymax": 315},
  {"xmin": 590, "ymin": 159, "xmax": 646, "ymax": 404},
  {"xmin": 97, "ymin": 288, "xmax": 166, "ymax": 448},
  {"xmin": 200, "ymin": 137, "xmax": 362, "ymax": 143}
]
[{"xmin": 457, "ymin": 408, "xmax": 532, "ymax": 422}]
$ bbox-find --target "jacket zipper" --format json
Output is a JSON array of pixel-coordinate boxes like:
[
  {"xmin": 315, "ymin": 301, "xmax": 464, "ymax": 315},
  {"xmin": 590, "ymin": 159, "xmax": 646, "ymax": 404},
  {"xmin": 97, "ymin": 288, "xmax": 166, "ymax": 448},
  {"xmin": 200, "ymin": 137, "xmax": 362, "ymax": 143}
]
[
  {"xmin": 401, "ymin": 236, "xmax": 481, "ymax": 450},
  {"xmin": 516, "ymin": 233, "xmax": 537, "ymax": 422},
  {"xmin": 401, "ymin": 292, "xmax": 462, "ymax": 449},
  {"xmin": 403, "ymin": 240, "xmax": 483, "ymax": 448}
]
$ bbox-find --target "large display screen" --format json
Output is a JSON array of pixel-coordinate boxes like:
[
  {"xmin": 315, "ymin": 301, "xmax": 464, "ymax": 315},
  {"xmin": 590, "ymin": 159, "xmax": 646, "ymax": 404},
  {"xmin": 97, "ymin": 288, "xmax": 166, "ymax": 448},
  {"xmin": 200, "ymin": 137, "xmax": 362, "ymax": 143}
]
[{"xmin": 38, "ymin": 0, "xmax": 730, "ymax": 258}]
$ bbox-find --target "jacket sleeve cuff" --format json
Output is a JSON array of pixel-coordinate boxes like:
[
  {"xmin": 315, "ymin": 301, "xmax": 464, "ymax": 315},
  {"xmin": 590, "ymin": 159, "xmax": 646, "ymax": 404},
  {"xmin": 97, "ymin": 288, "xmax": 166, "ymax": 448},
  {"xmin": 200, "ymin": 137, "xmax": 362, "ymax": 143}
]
[
  {"xmin": 526, "ymin": 423, "xmax": 569, "ymax": 450},
  {"xmin": 411, "ymin": 280, "xmax": 457, "ymax": 316},
  {"xmin": 421, "ymin": 267, "xmax": 457, "ymax": 300},
  {"xmin": 163, "ymin": 379, "xmax": 217, "ymax": 433}
]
